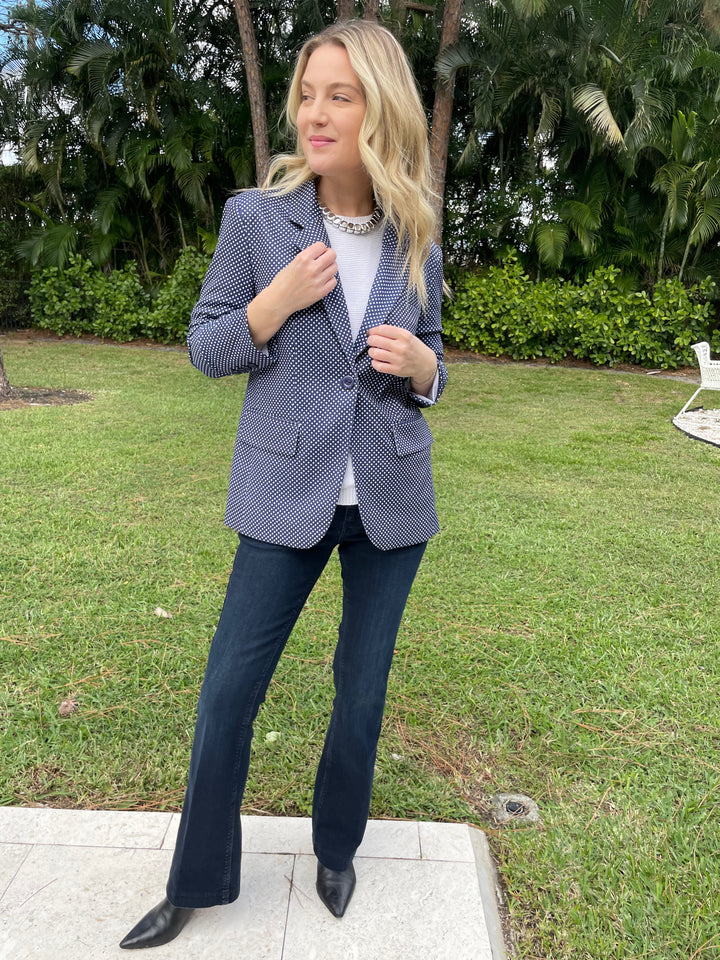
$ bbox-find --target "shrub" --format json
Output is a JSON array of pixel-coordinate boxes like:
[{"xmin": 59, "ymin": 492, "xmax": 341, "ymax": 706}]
[
  {"xmin": 28, "ymin": 248, "xmax": 210, "ymax": 344},
  {"xmin": 27, "ymin": 248, "xmax": 716, "ymax": 368},
  {"xmin": 444, "ymin": 255, "xmax": 716, "ymax": 369},
  {"xmin": 0, "ymin": 241, "xmax": 30, "ymax": 330},
  {"xmin": 141, "ymin": 248, "xmax": 210, "ymax": 344},
  {"xmin": 28, "ymin": 256, "xmax": 97, "ymax": 336},
  {"xmin": 88, "ymin": 263, "xmax": 149, "ymax": 341}
]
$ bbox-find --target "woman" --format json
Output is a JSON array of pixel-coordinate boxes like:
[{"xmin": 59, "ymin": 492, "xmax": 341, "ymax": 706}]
[{"xmin": 120, "ymin": 18, "xmax": 447, "ymax": 950}]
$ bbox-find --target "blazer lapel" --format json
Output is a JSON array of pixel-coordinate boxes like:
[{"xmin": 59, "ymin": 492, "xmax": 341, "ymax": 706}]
[
  {"xmin": 286, "ymin": 181, "xmax": 354, "ymax": 363},
  {"xmin": 353, "ymin": 223, "xmax": 406, "ymax": 359}
]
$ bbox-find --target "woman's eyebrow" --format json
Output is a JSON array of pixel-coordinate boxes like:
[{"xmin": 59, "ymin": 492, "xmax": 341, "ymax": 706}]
[{"xmin": 301, "ymin": 80, "xmax": 362, "ymax": 95}]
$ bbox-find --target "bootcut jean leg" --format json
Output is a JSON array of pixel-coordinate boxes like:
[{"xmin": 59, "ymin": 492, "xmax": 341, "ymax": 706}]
[
  {"xmin": 166, "ymin": 527, "xmax": 337, "ymax": 908},
  {"xmin": 312, "ymin": 514, "xmax": 426, "ymax": 871}
]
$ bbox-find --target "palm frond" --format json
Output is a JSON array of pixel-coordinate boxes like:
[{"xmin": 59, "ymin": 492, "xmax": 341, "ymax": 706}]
[
  {"xmin": 67, "ymin": 40, "xmax": 116, "ymax": 77},
  {"xmin": 436, "ymin": 43, "xmax": 483, "ymax": 82},
  {"xmin": 534, "ymin": 220, "xmax": 569, "ymax": 268},
  {"xmin": 176, "ymin": 164, "xmax": 210, "ymax": 210},
  {"xmin": 17, "ymin": 223, "xmax": 78, "ymax": 269},
  {"xmin": 562, "ymin": 199, "xmax": 602, "ymax": 255},
  {"xmin": 537, "ymin": 93, "xmax": 562, "ymax": 143},
  {"xmin": 93, "ymin": 186, "xmax": 127, "ymax": 235},
  {"xmin": 691, "ymin": 48, "xmax": 720, "ymax": 72},
  {"xmin": 689, "ymin": 196, "xmax": 720, "ymax": 245},
  {"xmin": 623, "ymin": 82, "xmax": 675, "ymax": 158},
  {"xmin": 572, "ymin": 83, "xmax": 624, "ymax": 147},
  {"xmin": 196, "ymin": 226, "xmax": 218, "ymax": 255}
]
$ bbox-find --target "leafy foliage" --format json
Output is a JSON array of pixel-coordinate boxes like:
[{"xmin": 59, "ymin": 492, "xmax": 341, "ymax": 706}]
[
  {"xmin": 4, "ymin": 0, "xmax": 720, "ymax": 329},
  {"xmin": 444, "ymin": 254, "xmax": 717, "ymax": 368},
  {"xmin": 28, "ymin": 250, "xmax": 210, "ymax": 343},
  {"xmin": 439, "ymin": 0, "xmax": 720, "ymax": 281},
  {"xmin": 0, "ymin": 166, "xmax": 35, "ymax": 330},
  {"xmin": 141, "ymin": 248, "xmax": 212, "ymax": 345},
  {"xmin": 2, "ymin": 0, "xmax": 274, "ymax": 275},
  {"xmin": 28, "ymin": 256, "xmax": 99, "ymax": 337}
]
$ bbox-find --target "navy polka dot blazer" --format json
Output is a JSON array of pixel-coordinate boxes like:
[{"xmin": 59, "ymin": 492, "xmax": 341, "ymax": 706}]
[{"xmin": 188, "ymin": 180, "xmax": 448, "ymax": 551}]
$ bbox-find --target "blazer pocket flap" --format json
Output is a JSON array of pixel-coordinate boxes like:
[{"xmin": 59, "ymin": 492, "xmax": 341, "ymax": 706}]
[
  {"xmin": 392, "ymin": 417, "xmax": 434, "ymax": 457},
  {"xmin": 238, "ymin": 408, "xmax": 300, "ymax": 457}
]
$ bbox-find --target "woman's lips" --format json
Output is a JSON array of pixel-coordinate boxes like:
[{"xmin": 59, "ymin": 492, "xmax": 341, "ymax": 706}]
[{"xmin": 309, "ymin": 137, "xmax": 334, "ymax": 147}]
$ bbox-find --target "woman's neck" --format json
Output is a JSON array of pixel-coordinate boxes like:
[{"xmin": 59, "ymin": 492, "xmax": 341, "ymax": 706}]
[{"xmin": 316, "ymin": 176, "xmax": 374, "ymax": 218}]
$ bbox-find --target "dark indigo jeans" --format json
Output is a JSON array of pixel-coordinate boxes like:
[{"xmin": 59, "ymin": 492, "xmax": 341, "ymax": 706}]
[{"xmin": 166, "ymin": 506, "xmax": 426, "ymax": 908}]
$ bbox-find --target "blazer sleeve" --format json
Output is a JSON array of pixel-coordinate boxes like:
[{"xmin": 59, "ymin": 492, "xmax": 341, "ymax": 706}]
[
  {"xmin": 407, "ymin": 242, "xmax": 448, "ymax": 408},
  {"xmin": 187, "ymin": 196, "xmax": 279, "ymax": 379}
]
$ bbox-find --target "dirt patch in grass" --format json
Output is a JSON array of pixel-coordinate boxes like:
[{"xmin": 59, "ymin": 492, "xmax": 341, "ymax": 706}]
[{"xmin": 0, "ymin": 385, "xmax": 93, "ymax": 411}]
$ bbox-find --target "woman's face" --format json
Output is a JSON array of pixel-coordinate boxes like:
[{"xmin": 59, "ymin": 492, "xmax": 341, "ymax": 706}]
[{"xmin": 297, "ymin": 43, "xmax": 367, "ymax": 185}]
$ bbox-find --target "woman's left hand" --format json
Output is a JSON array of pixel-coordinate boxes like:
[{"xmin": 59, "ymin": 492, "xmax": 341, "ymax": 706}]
[{"xmin": 366, "ymin": 324, "xmax": 438, "ymax": 396}]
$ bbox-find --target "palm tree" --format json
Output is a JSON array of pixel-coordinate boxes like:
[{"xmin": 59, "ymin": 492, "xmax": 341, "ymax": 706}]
[
  {"xmin": 231, "ymin": 0, "xmax": 270, "ymax": 183},
  {"xmin": 653, "ymin": 110, "xmax": 720, "ymax": 280},
  {"xmin": 7, "ymin": 0, "xmax": 258, "ymax": 272},
  {"xmin": 438, "ymin": 0, "xmax": 720, "ymax": 279},
  {"xmin": 429, "ymin": 0, "xmax": 463, "ymax": 246},
  {"xmin": 0, "ymin": 345, "xmax": 13, "ymax": 399}
]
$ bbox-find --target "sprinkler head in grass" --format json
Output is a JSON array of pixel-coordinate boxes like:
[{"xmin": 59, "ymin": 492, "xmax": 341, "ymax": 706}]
[{"xmin": 489, "ymin": 793, "xmax": 541, "ymax": 825}]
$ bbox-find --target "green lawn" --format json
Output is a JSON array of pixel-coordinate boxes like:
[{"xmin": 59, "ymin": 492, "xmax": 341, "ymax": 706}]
[{"xmin": 1, "ymin": 338, "xmax": 719, "ymax": 959}]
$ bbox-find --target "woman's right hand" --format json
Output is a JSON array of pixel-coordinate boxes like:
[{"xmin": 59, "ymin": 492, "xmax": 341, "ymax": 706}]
[{"xmin": 247, "ymin": 242, "xmax": 337, "ymax": 349}]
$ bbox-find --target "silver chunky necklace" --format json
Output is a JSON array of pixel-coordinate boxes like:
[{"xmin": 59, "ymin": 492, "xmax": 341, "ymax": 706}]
[{"xmin": 320, "ymin": 204, "xmax": 383, "ymax": 235}]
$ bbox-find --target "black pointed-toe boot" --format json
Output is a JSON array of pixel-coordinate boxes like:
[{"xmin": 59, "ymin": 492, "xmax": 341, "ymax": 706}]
[
  {"xmin": 119, "ymin": 897, "xmax": 195, "ymax": 949},
  {"xmin": 316, "ymin": 861, "xmax": 356, "ymax": 918}
]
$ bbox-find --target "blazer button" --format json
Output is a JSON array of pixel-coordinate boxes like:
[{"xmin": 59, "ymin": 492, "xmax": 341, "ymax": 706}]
[{"xmin": 341, "ymin": 376, "xmax": 356, "ymax": 390}]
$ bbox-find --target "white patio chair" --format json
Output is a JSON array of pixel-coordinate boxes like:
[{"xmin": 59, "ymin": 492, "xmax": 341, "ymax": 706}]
[{"xmin": 677, "ymin": 341, "xmax": 720, "ymax": 415}]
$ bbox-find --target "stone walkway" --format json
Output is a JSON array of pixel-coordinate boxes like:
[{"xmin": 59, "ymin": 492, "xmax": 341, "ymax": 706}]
[
  {"xmin": 0, "ymin": 807, "xmax": 507, "ymax": 960},
  {"xmin": 672, "ymin": 407, "xmax": 720, "ymax": 448}
]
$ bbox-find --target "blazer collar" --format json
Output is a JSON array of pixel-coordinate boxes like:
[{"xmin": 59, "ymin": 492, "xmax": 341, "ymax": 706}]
[{"xmin": 287, "ymin": 178, "xmax": 327, "ymax": 246}]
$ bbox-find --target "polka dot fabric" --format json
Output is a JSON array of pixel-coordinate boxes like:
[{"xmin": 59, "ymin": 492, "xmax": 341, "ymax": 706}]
[{"xmin": 187, "ymin": 179, "xmax": 448, "ymax": 551}]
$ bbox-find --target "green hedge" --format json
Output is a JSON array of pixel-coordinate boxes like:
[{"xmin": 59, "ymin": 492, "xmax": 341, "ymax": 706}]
[
  {"xmin": 444, "ymin": 255, "xmax": 718, "ymax": 369},
  {"xmin": 28, "ymin": 249, "xmax": 211, "ymax": 344},
  {"xmin": 28, "ymin": 250, "xmax": 718, "ymax": 368}
]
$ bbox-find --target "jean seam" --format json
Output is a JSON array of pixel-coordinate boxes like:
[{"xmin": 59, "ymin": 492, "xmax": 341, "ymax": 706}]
[
  {"xmin": 313, "ymin": 616, "xmax": 346, "ymax": 864},
  {"xmin": 220, "ymin": 601, "xmax": 312, "ymax": 901}
]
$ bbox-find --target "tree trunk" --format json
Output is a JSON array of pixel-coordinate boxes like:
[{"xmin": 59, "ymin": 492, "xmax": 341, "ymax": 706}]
[
  {"xmin": 428, "ymin": 0, "xmax": 463, "ymax": 247},
  {"xmin": 0, "ymin": 345, "xmax": 13, "ymax": 399},
  {"xmin": 678, "ymin": 232, "xmax": 693, "ymax": 283},
  {"xmin": 232, "ymin": 0, "xmax": 271, "ymax": 184},
  {"xmin": 657, "ymin": 209, "xmax": 669, "ymax": 280},
  {"xmin": 363, "ymin": 0, "xmax": 380, "ymax": 19},
  {"xmin": 338, "ymin": 1, "xmax": 356, "ymax": 20}
]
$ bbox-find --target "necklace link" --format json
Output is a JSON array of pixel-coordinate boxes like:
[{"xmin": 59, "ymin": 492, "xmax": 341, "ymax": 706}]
[{"xmin": 320, "ymin": 204, "xmax": 383, "ymax": 235}]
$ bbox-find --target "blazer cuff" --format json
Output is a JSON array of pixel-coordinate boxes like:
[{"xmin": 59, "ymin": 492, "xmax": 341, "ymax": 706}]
[
  {"xmin": 408, "ymin": 361, "xmax": 447, "ymax": 407},
  {"xmin": 188, "ymin": 307, "xmax": 278, "ymax": 378}
]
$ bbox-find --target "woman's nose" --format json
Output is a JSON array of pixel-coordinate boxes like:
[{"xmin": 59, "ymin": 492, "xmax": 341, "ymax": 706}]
[{"xmin": 307, "ymin": 99, "xmax": 327, "ymax": 124}]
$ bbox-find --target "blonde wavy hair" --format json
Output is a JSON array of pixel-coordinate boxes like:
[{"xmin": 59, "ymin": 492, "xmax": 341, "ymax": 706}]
[{"xmin": 263, "ymin": 19, "xmax": 437, "ymax": 305}]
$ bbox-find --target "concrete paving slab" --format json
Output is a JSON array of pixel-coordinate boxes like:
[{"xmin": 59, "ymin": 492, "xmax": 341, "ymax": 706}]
[
  {"xmin": 284, "ymin": 854, "xmax": 494, "ymax": 960},
  {"xmin": 1, "ymin": 845, "xmax": 173, "ymax": 960},
  {"xmin": 0, "ymin": 845, "xmax": 31, "ymax": 901},
  {"xmin": 164, "ymin": 814, "xmax": 423, "ymax": 860},
  {"xmin": 163, "ymin": 812, "xmax": 314, "ymax": 856},
  {"xmin": 0, "ymin": 807, "xmax": 173, "ymax": 849},
  {"xmin": 0, "ymin": 808, "xmax": 506, "ymax": 960},
  {"xmin": 0, "ymin": 843, "xmax": 292, "ymax": 960},
  {"xmin": 353, "ymin": 819, "xmax": 421, "ymax": 860},
  {"xmin": 419, "ymin": 821, "xmax": 476, "ymax": 862}
]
